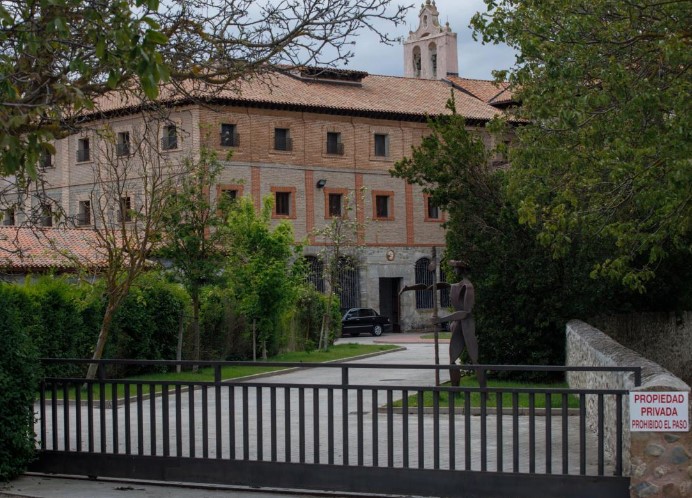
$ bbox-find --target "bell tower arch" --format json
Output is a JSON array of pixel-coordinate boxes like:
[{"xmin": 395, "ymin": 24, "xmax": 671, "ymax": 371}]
[{"xmin": 403, "ymin": 0, "xmax": 458, "ymax": 79}]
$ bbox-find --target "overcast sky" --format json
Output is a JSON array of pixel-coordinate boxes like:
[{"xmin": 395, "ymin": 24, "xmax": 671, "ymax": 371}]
[{"xmin": 342, "ymin": 0, "xmax": 517, "ymax": 80}]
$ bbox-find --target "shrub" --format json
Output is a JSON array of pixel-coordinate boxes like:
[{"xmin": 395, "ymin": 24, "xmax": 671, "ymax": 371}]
[
  {"xmin": 0, "ymin": 284, "xmax": 40, "ymax": 481},
  {"xmin": 198, "ymin": 287, "xmax": 250, "ymax": 360}
]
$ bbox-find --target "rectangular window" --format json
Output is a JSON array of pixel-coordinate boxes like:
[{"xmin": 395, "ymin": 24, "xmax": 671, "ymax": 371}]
[
  {"xmin": 275, "ymin": 191, "xmax": 291, "ymax": 216},
  {"xmin": 374, "ymin": 133, "xmax": 389, "ymax": 157},
  {"xmin": 78, "ymin": 201, "xmax": 91, "ymax": 226},
  {"xmin": 220, "ymin": 123, "xmax": 239, "ymax": 147},
  {"xmin": 41, "ymin": 205, "xmax": 52, "ymax": 227},
  {"xmin": 118, "ymin": 197, "xmax": 131, "ymax": 222},
  {"xmin": 116, "ymin": 132, "xmax": 130, "ymax": 156},
  {"xmin": 375, "ymin": 195, "xmax": 389, "ymax": 219},
  {"xmin": 328, "ymin": 193, "xmax": 342, "ymax": 217},
  {"xmin": 161, "ymin": 124, "xmax": 178, "ymax": 150},
  {"xmin": 274, "ymin": 128, "xmax": 292, "ymax": 151},
  {"xmin": 40, "ymin": 150, "xmax": 53, "ymax": 169},
  {"xmin": 326, "ymin": 132, "xmax": 343, "ymax": 155},
  {"xmin": 3, "ymin": 207, "xmax": 15, "ymax": 226},
  {"xmin": 77, "ymin": 138, "xmax": 90, "ymax": 162},
  {"xmin": 426, "ymin": 197, "xmax": 440, "ymax": 220}
]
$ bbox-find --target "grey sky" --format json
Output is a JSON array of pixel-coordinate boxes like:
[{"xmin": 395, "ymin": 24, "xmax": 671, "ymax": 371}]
[{"xmin": 342, "ymin": 0, "xmax": 517, "ymax": 80}]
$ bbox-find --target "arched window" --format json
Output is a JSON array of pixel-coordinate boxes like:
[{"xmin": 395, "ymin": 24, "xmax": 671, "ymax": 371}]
[
  {"xmin": 412, "ymin": 46, "xmax": 422, "ymax": 78},
  {"xmin": 304, "ymin": 255, "xmax": 324, "ymax": 293},
  {"xmin": 429, "ymin": 42, "xmax": 437, "ymax": 79},
  {"xmin": 440, "ymin": 266, "xmax": 451, "ymax": 308},
  {"xmin": 415, "ymin": 257, "xmax": 434, "ymax": 309},
  {"xmin": 337, "ymin": 256, "xmax": 360, "ymax": 311}
]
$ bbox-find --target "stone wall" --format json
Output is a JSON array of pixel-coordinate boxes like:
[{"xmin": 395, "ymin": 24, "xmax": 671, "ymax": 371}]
[
  {"xmin": 592, "ymin": 312, "xmax": 692, "ymax": 388},
  {"xmin": 566, "ymin": 320, "xmax": 691, "ymax": 498}
]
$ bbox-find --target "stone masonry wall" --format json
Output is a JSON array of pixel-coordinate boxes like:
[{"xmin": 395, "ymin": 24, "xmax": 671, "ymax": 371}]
[{"xmin": 566, "ymin": 320, "xmax": 691, "ymax": 498}]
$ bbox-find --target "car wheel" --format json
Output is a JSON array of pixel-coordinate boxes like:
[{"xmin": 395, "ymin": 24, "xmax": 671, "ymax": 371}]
[{"xmin": 371, "ymin": 325, "xmax": 383, "ymax": 337}]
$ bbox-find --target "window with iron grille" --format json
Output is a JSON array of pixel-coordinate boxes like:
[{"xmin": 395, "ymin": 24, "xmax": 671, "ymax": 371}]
[
  {"xmin": 3, "ymin": 207, "xmax": 15, "ymax": 226},
  {"xmin": 415, "ymin": 257, "xmax": 434, "ymax": 309},
  {"xmin": 77, "ymin": 138, "xmax": 90, "ymax": 162},
  {"xmin": 328, "ymin": 193, "xmax": 342, "ymax": 217},
  {"xmin": 305, "ymin": 256, "xmax": 325, "ymax": 293},
  {"xmin": 275, "ymin": 191, "xmax": 291, "ymax": 216},
  {"xmin": 274, "ymin": 128, "xmax": 292, "ymax": 151},
  {"xmin": 116, "ymin": 132, "xmax": 130, "ymax": 156},
  {"xmin": 375, "ymin": 195, "xmax": 389, "ymax": 219},
  {"xmin": 337, "ymin": 256, "xmax": 360, "ymax": 311},
  {"xmin": 374, "ymin": 133, "xmax": 389, "ymax": 157},
  {"xmin": 40, "ymin": 205, "xmax": 52, "ymax": 227},
  {"xmin": 40, "ymin": 150, "xmax": 53, "ymax": 168},
  {"xmin": 118, "ymin": 197, "xmax": 131, "ymax": 222},
  {"xmin": 440, "ymin": 267, "xmax": 451, "ymax": 308},
  {"xmin": 220, "ymin": 124, "xmax": 239, "ymax": 147},
  {"xmin": 77, "ymin": 201, "xmax": 91, "ymax": 226},
  {"xmin": 326, "ymin": 132, "xmax": 343, "ymax": 155},
  {"xmin": 161, "ymin": 125, "xmax": 178, "ymax": 150}
]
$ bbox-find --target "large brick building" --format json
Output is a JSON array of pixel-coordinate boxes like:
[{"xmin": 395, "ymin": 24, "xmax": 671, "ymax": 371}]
[{"xmin": 2, "ymin": 1, "xmax": 513, "ymax": 330}]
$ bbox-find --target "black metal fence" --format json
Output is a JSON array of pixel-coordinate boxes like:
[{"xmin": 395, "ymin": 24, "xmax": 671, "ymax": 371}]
[{"xmin": 32, "ymin": 360, "xmax": 638, "ymax": 498}]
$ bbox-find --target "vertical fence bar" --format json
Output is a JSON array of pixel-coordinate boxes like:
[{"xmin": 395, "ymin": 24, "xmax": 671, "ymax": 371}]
[
  {"xmin": 189, "ymin": 385, "xmax": 195, "ymax": 458},
  {"xmin": 372, "ymin": 390, "xmax": 379, "ymax": 467},
  {"xmin": 285, "ymin": 387, "xmax": 291, "ymax": 463},
  {"xmin": 124, "ymin": 383, "xmax": 130, "ymax": 455},
  {"xmin": 433, "ymin": 390, "xmax": 440, "ymax": 470},
  {"xmin": 512, "ymin": 392, "xmax": 519, "ymax": 473},
  {"xmin": 63, "ymin": 383, "xmax": 70, "ymax": 452},
  {"xmin": 99, "ymin": 378, "xmax": 106, "ymax": 453},
  {"xmin": 257, "ymin": 387, "xmax": 264, "ymax": 461},
  {"xmin": 149, "ymin": 383, "xmax": 156, "ymax": 456},
  {"xmin": 75, "ymin": 383, "xmax": 82, "ymax": 452},
  {"xmin": 299, "ymin": 388, "xmax": 305, "ymax": 464},
  {"xmin": 112, "ymin": 381, "xmax": 119, "ymax": 454},
  {"xmin": 561, "ymin": 392, "xmax": 568, "ymax": 475},
  {"xmin": 242, "ymin": 386, "xmax": 248, "ymax": 460},
  {"xmin": 271, "ymin": 387, "xmax": 277, "ymax": 462},
  {"xmin": 357, "ymin": 389, "xmax": 364, "ymax": 466},
  {"xmin": 481, "ymin": 389, "xmax": 487, "ymax": 472},
  {"xmin": 402, "ymin": 389, "xmax": 409, "ymax": 468},
  {"xmin": 342, "ymin": 368, "xmax": 349, "ymax": 466},
  {"xmin": 579, "ymin": 393, "xmax": 586, "ymax": 475},
  {"xmin": 313, "ymin": 388, "xmax": 320, "ymax": 464},
  {"xmin": 327, "ymin": 389, "xmax": 333, "ymax": 465},
  {"xmin": 417, "ymin": 390, "xmax": 424, "ymax": 469},
  {"xmin": 529, "ymin": 392, "xmax": 535, "ymax": 473},
  {"xmin": 202, "ymin": 385, "xmax": 209, "ymax": 459},
  {"xmin": 449, "ymin": 390, "xmax": 456, "ymax": 471},
  {"xmin": 39, "ymin": 381, "xmax": 46, "ymax": 451},
  {"xmin": 545, "ymin": 392, "xmax": 552, "ymax": 474},
  {"xmin": 228, "ymin": 385, "xmax": 235, "ymax": 460},
  {"xmin": 597, "ymin": 393, "xmax": 604, "ymax": 475},
  {"xmin": 136, "ymin": 384, "xmax": 143, "ymax": 456},
  {"xmin": 216, "ymin": 377, "xmax": 222, "ymax": 460},
  {"xmin": 175, "ymin": 385, "xmax": 182, "ymax": 457},
  {"xmin": 87, "ymin": 382, "xmax": 94, "ymax": 453},
  {"xmin": 465, "ymin": 390, "xmax": 472, "ymax": 471},
  {"xmin": 496, "ymin": 391, "xmax": 503, "ymax": 472},
  {"xmin": 389, "ymin": 390, "xmax": 395, "ymax": 468},
  {"xmin": 616, "ymin": 394, "xmax": 623, "ymax": 476},
  {"xmin": 161, "ymin": 385, "xmax": 168, "ymax": 457}
]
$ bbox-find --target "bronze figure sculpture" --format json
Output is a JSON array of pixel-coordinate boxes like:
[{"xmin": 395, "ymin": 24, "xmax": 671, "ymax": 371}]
[{"xmin": 435, "ymin": 260, "xmax": 485, "ymax": 388}]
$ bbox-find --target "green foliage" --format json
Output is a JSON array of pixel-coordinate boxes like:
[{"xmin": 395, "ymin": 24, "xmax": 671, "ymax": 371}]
[
  {"xmin": 0, "ymin": 284, "xmax": 40, "ymax": 481},
  {"xmin": 224, "ymin": 196, "xmax": 303, "ymax": 358},
  {"xmin": 471, "ymin": 0, "xmax": 692, "ymax": 290},
  {"xmin": 290, "ymin": 286, "xmax": 341, "ymax": 351},
  {"xmin": 198, "ymin": 286, "xmax": 251, "ymax": 361}
]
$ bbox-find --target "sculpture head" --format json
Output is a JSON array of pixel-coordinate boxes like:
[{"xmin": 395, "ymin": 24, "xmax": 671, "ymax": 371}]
[{"xmin": 449, "ymin": 259, "xmax": 471, "ymax": 278}]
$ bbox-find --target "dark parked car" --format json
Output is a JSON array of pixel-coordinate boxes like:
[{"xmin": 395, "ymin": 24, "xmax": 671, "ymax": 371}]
[{"xmin": 341, "ymin": 308, "xmax": 390, "ymax": 337}]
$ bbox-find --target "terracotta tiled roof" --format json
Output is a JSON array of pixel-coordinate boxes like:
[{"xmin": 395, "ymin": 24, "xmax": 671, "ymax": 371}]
[
  {"xmin": 446, "ymin": 76, "xmax": 515, "ymax": 105},
  {"xmin": 94, "ymin": 71, "xmax": 504, "ymax": 122},
  {"xmin": 0, "ymin": 227, "xmax": 109, "ymax": 272}
]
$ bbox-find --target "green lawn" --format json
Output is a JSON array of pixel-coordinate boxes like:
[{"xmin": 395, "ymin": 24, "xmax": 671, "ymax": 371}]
[
  {"xmin": 420, "ymin": 332, "xmax": 452, "ymax": 340},
  {"xmin": 42, "ymin": 343, "xmax": 398, "ymax": 401},
  {"xmin": 393, "ymin": 375, "xmax": 580, "ymax": 409}
]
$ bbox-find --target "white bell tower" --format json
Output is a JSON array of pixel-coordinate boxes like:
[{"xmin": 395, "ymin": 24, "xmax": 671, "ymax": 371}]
[{"xmin": 403, "ymin": 0, "xmax": 458, "ymax": 79}]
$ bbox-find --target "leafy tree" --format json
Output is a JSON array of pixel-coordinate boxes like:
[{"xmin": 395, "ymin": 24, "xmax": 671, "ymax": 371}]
[
  {"xmin": 471, "ymin": 0, "xmax": 692, "ymax": 291},
  {"xmin": 0, "ymin": 0, "xmax": 408, "ymax": 179},
  {"xmin": 224, "ymin": 196, "xmax": 302, "ymax": 359},
  {"xmin": 157, "ymin": 148, "xmax": 228, "ymax": 367}
]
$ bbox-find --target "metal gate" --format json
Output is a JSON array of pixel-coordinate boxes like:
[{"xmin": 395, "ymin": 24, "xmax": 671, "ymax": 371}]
[{"xmin": 31, "ymin": 360, "xmax": 636, "ymax": 497}]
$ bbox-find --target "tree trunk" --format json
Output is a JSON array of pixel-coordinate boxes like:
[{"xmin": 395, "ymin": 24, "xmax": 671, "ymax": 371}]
[
  {"xmin": 191, "ymin": 295, "xmax": 201, "ymax": 373},
  {"xmin": 85, "ymin": 300, "xmax": 118, "ymax": 381}
]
